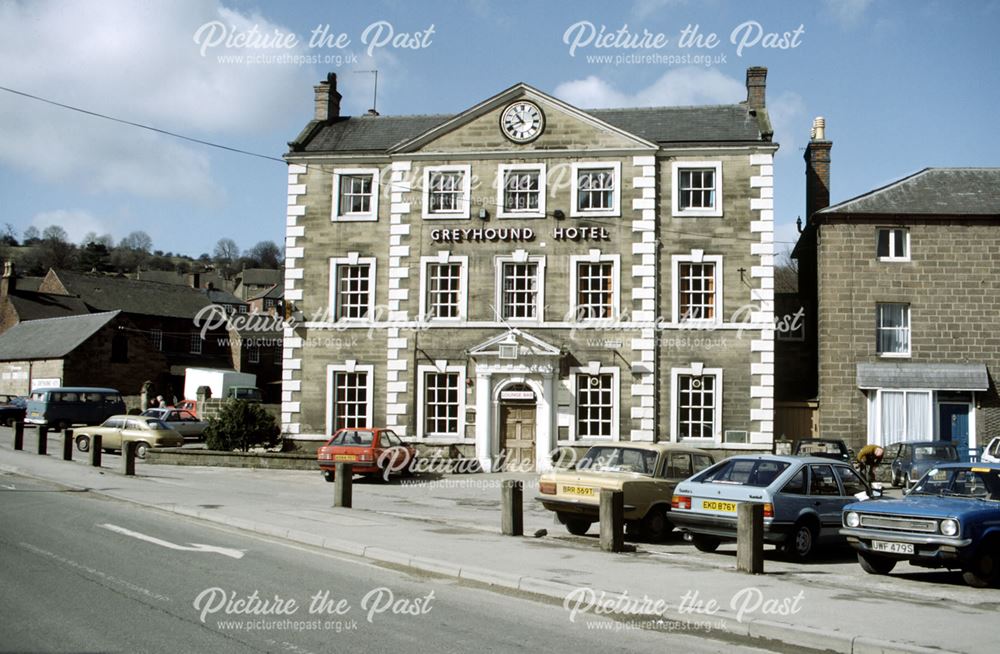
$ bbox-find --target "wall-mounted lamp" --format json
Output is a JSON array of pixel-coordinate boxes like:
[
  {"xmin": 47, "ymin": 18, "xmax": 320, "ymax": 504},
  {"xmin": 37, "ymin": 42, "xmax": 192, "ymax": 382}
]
[
  {"xmin": 479, "ymin": 207, "xmax": 490, "ymax": 221},
  {"xmin": 553, "ymin": 209, "xmax": 566, "ymax": 220}
]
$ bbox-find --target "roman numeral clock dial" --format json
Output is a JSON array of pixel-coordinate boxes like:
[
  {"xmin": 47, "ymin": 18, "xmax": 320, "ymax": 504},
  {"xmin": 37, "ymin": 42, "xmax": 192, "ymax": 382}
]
[{"xmin": 500, "ymin": 101, "xmax": 544, "ymax": 143}]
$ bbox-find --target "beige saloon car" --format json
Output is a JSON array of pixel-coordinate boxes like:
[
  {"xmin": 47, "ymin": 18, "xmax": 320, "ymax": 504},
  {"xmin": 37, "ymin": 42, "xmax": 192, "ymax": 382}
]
[
  {"xmin": 74, "ymin": 415, "xmax": 184, "ymax": 459},
  {"xmin": 538, "ymin": 442, "xmax": 715, "ymax": 540}
]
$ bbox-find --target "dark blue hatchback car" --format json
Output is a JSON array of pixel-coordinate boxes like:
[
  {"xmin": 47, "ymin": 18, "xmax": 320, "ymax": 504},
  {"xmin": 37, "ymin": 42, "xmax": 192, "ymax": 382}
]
[{"xmin": 841, "ymin": 462, "xmax": 1000, "ymax": 587}]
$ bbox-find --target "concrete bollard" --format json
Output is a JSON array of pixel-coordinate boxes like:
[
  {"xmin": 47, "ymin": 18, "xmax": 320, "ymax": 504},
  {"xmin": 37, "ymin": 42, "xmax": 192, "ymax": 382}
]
[
  {"xmin": 36, "ymin": 425, "xmax": 48, "ymax": 455},
  {"xmin": 737, "ymin": 502, "xmax": 765, "ymax": 574},
  {"xmin": 13, "ymin": 421, "xmax": 24, "ymax": 450},
  {"xmin": 62, "ymin": 428, "xmax": 74, "ymax": 461},
  {"xmin": 333, "ymin": 462, "xmax": 353, "ymax": 508},
  {"xmin": 599, "ymin": 488, "xmax": 625, "ymax": 553},
  {"xmin": 501, "ymin": 479, "xmax": 524, "ymax": 536},
  {"xmin": 89, "ymin": 434, "xmax": 102, "ymax": 468},
  {"xmin": 121, "ymin": 441, "xmax": 136, "ymax": 476}
]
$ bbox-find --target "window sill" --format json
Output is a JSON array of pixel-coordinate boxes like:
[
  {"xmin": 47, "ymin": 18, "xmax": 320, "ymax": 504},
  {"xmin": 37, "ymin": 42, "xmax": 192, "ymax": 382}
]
[
  {"xmin": 878, "ymin": 352, "xmax": 911, "ymax": 359},
  {"xmin": 877, "ymin": 257, "xmax": 911, "ymax": 263},
  {"xmin": 422, "ymin": 213, "xmax": 471, "ymax": 220},
  {"xmin": 332, "ymin": 214, "xmax": 378, "ymax": 222},
  {"xmin": 672, "ymin": 210, "xmax": 723, "ymax": 219},
  {"xmin": 497, "ymin": 212, "xmax": 546, "ymax": 220},
  {"xmin": 571, "ymin": 209, "xmax": 620, "ymax": 219}
]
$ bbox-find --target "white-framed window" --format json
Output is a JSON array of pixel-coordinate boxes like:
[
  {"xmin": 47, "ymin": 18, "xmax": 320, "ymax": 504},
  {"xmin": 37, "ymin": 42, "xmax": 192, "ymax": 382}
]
[
  {"xmin": 672, "ymin": 161, "xmax": 723, "ymax": 217},
  {"xmin": 569, "ymin": 365, "xmax": 620, "ymax": 441},
  {"xmin": 332, "ymin": 168, "xmax": 380, "ymax": 221},
  {"xmin": 248, "ymin": 345, "xmax": 260, "ymax": 364},
  {"xmin": 877, "ymin": 227, "xmax": 910, "ymax": 261},
  {"xmin": 672, "ymin": 252, "xmax": 723, "ymax": 324},
  {"xmin": 571, "ymin": 162, "xmax": 621, "ymax": 217},
  {"xmin": 876, "ymin": 303, "xmax": 910, "ymax": 357},
  {"xmin": 867, "ymin": 389, "xmax": 932, "ymax": 447},
  {"xmin": 329, "ymin": 256, "xmax": 377, "ymax": 321},
  {"xmin": 418, "ymin": 255, "xmax": 468, "ymax": 321},
  {"xmin": 497, "ymin": 163, "xmax": 546, "ymax": 219},
  {"xmin": 326, "ymin": 363, "xmax": 374, "ymax": 434},
  {"xmin": 150, "ymin": 328, "xmax": 162, "ymax": 352},
  {"xmin": 495, "ymin": 254, "xmax": 546, "ymax": 321},
  {"xmin": 416, "ymin": 364, "xmax": 467, "ymax": 439},
  {"xmin": 670, "ymin": 366, "xmax": 723, "ymax": 443},
  {"xmin": 189, "ymin": 332, "xmax": 202, "ymax": 355},
  {"xmin": 421, "ymin": 165, "xmax": 472, "ymax": 219},
  {"xmin": 569, "ymin": 253, "xmax": 620, "ymax": 320}
]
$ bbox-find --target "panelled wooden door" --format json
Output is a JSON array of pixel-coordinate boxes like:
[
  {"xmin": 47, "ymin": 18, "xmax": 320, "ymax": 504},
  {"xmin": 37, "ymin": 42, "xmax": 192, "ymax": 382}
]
[{"xmin": 499, "ymin": 404, "xmax": 536, "ymax": 470}]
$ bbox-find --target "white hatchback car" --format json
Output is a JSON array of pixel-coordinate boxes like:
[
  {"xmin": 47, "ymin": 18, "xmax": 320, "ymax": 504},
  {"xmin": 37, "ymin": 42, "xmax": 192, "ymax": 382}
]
[{"xmin": 981, "ymin": 437, "xmax": 1000, "ymax": 463}]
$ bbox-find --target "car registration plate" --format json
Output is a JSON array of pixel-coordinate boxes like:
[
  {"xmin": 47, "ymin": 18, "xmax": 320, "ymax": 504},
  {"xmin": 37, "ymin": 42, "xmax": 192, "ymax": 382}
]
[
  {"xmin": 562, "ymin": 485, "xmax": 595, "ymax": 497},
  {"xmin": 702, "ymin": 500, "xmax": 738, "ymax": 513},
  {"xmin": 334, "ymin": 454, "xmax": 358, "ymax": 462},
  {"xmin": 872, "ymin": 540, "xmax": 914, "ymax": 555}
]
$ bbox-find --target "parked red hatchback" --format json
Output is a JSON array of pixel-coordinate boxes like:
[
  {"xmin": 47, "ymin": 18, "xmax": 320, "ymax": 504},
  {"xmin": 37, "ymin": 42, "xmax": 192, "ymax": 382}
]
[{"xmin": 317, "ymin": 428, "xmax": 416, "ymax": 482}]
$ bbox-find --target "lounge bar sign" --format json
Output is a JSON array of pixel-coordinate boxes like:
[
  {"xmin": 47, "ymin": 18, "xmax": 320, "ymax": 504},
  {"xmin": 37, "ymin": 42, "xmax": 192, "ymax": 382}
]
[
  {"xmin": 500, "ymin": 389, "xmax": 536, "ymax": 401},
  {"xmin": 430, "ymin": 226, "xmax": 610, "ymax": 243}
]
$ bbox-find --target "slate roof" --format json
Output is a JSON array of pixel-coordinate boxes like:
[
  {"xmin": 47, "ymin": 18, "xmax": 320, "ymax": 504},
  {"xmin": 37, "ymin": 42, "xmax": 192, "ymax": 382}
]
[
  {"xmin": 52, "ymin": 270, "xmax": 229, "ymax": 319},
  {"xmin": 819, "ymin": 168, "xmax": 1000, "ymax": 217},
  {"xmin": 249, "ymin": 284, "xmax": 284, "ymax": 301},
  {"xmin": 291, "ymin": 103, "xmax": 765, "ymax": 153},
  {"xmin": 8, "ymin": 291, "xmax": 90, "ymax": 322},
  {"xmin": 0, "ymin": 311, "xmax": 120, "ymax": 361},
  {"xmin": 238, "ymin": 268, "xmax": 283, "ymax": 287},
  {"xmin": 857, "ymin": 362, "xmax": 989, "ymax": 391}
]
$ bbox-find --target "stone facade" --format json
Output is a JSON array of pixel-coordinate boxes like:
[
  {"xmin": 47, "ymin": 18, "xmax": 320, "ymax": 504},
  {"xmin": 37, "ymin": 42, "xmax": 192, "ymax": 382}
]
[{"xmin": 282, "ymin": 71, "xmax": 778, "ymax": 469}]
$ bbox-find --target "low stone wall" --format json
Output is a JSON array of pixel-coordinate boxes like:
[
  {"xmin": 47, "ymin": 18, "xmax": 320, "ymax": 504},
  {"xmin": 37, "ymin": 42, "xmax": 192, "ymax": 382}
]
[{"xmin": 146, "ymin": 447, "xmax": 316, "ymax": 470}]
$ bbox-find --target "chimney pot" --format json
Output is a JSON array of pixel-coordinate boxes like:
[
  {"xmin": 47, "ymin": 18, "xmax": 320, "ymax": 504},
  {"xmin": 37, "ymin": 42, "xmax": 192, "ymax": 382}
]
[
  {"xmin": 745, "ymin": 66, "xmax": 767, "ymax": 110},
  {"xmin": 314, "ymin": 72, "xmax": 342, "ymax": 123}
]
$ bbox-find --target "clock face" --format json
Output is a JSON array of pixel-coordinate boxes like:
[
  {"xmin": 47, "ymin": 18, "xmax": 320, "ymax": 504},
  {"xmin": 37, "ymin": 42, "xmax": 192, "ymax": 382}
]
[{"xmin": 500, "ymin": 101, "xmax": 544, "ymax": 143}]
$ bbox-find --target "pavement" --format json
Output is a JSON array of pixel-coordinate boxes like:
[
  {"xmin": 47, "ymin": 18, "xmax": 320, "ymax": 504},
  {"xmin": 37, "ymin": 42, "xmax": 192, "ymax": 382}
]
[{"xmin": 0, "ymin": 431, "xmax": 989, "ymax": 654}]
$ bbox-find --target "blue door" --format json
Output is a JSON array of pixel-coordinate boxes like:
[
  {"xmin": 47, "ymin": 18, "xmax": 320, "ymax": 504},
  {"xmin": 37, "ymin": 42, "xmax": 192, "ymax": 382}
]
[{"xmin": 939, "ymin": 404, "xmax": 970, "ymax": 461}]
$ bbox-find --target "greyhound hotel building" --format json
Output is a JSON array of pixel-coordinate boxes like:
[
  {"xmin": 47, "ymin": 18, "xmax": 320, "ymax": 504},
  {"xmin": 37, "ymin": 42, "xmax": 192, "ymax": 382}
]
[{"xmin": 281, "ymin": 68, "xmax": 778, "ymax": 471}]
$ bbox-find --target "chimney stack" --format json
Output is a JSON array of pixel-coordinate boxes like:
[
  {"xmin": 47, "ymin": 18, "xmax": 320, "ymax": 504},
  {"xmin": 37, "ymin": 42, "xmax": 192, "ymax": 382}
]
[
  {"xmin": 804, "ymin": 117, "xmax": 832, "ymax": 220},
  {"xmin": 1, "ymin": 261, "xmax": 14, "ymax": 299},
  {"xmin": 314, "ymin": 72, "xmax": 342, "ymax": 122},
  {"xmin": 745, "ymin": 67, "xmax": 767, "ymax": 110}
]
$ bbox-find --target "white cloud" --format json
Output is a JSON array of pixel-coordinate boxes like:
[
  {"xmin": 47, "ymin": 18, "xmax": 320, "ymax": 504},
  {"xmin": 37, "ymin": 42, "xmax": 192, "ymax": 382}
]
[
  {"xmin": 31, "ymin": 209, "xmax": 108, "ymax": 245},
  {"xmin": 554, "ymin": 67, "xmax": 745, "ymax": 109},
  {"xmin": 823, "ymin": 0, "xmax": 873, "ymax": 27},
  {"xmin": 0, "ymin": 0, "xmax": 314, "ymax": 203},
  {"xmin": 767, "ymin": 90, "xmax": 806, "ymax": 160}
]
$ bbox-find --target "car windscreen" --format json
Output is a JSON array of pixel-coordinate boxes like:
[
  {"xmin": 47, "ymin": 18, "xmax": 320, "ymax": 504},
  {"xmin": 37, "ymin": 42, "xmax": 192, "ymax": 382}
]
[
  {"xmin": 338, "ymin": 431, "xmax": 374, "ymax": 447},
  {"xmin": 577, "ymin": 447, "xmax": 657, "ymax": 475},
  {"xmin": 695, "ymin": 459, "xmax": 791, "ymax": 487},
  {"xmin": 914, "ymin": 446, "xmax": 958, "ymax": 461},
  {"xmin": 912, "ymin": 467, "xmax": 1000, "ymax": 500}
]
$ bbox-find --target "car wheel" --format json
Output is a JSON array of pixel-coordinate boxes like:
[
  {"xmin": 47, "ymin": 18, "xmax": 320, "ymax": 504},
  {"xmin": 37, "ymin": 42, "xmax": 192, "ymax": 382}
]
[
  {"xmin": 134, "ymin": 442, "xmax": 149, "ymax": 459},
  {"xmin": 691, "ymin": 534, "xmax": 720, "ymax": 553},
  {"xmin": 962, "ymin": 546, "xmax": 999, "ymax": 588},
  {"xmin": 75, "ymin": 435, "xmax": 90, "ymax": 452},
  {"xmin": 783, "ymin": 520, "xmax": 818, "ymax": 561},
  {"xmin": 858, "ymin": 551, "xmax": 897, "ymax": 575},
  {"xmin": 55, "ymin": 422, "xmax": 67, "ymax": 433},
  {"xmin": 564, "ymin": 518, "xmax": 592, "ymax": 536},
  {"xmin": 322, "ymin": 470, "xmax": 336, "ymax": 483},
  {"xmin": 641, "ymin": 506, "xmax": 673, "ymax": 542}
]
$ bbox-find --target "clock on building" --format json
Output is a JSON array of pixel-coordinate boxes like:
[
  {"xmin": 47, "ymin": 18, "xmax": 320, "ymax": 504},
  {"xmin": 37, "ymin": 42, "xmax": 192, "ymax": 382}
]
[{"xmin": 500, "ymin": 100, "xmax": 544, "ymax": 143}]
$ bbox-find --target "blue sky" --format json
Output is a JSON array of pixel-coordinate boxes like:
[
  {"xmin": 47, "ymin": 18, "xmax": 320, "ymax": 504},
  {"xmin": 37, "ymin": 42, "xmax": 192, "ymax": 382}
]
[{"xmin": 1, "ymin": 0, "xmax": 998, "ymax": 257}]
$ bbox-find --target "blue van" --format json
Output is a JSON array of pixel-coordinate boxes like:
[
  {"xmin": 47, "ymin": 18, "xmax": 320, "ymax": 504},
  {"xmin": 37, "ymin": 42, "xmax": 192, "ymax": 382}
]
[{"xmin": 24, "ymin": 387, "xmax": 126, "ymax": 431}]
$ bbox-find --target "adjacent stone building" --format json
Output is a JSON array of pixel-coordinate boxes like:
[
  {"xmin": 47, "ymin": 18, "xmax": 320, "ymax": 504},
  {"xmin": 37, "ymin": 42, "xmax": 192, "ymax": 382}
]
[
  {"xmin": 794, "ymin": 131, "xmax": 1000, "ymax": 457},
  {"xmin": 281, "ymin": 69, "xmax": 779, "ymax": 469}
]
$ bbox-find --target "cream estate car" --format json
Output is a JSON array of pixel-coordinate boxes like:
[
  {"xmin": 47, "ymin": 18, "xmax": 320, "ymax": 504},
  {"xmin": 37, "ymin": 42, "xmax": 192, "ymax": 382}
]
[{"xmin": 537, "ymin": 443, "xmax": 716, "ymax": 540}]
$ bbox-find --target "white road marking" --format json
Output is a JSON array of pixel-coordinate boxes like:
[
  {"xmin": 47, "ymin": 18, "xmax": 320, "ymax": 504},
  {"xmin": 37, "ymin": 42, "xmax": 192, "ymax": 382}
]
[{"xmin": 98, "ymin": 523, "xmax": 246, "ymax": 559}]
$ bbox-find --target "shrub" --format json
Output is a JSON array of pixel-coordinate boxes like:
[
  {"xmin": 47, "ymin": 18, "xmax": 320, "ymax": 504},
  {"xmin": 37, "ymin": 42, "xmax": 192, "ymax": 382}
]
[{"xmin": 204, "ymin": 400, "xmax": 280, "ymax": 452}]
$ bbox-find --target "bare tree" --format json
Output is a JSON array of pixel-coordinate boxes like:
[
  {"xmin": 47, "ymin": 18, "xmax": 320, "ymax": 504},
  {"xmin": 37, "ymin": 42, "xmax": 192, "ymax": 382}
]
[
  {"xmin": 774, "ymin": 247, "xmax": 799, "ymax": 294},
  {"xmin": 214, "ymin": 238, "xmax": 239, "ymax": 264},
  {"xmin": 120, "ymin": 231, "xmax": 153, "ymax": 253}
]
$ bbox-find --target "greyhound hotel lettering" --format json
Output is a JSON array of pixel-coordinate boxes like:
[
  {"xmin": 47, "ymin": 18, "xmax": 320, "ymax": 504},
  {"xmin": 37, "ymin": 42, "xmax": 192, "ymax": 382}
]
[{"xmin": 429, "ymin": 226, "xmax": 610, "ymax": 243}]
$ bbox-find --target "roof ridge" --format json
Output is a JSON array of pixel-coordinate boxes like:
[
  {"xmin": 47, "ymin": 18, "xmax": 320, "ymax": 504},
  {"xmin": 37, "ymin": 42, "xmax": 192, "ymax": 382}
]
[{"xmin": 817, "ymin": 168, "xmax": 932, "ymax": 214}]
